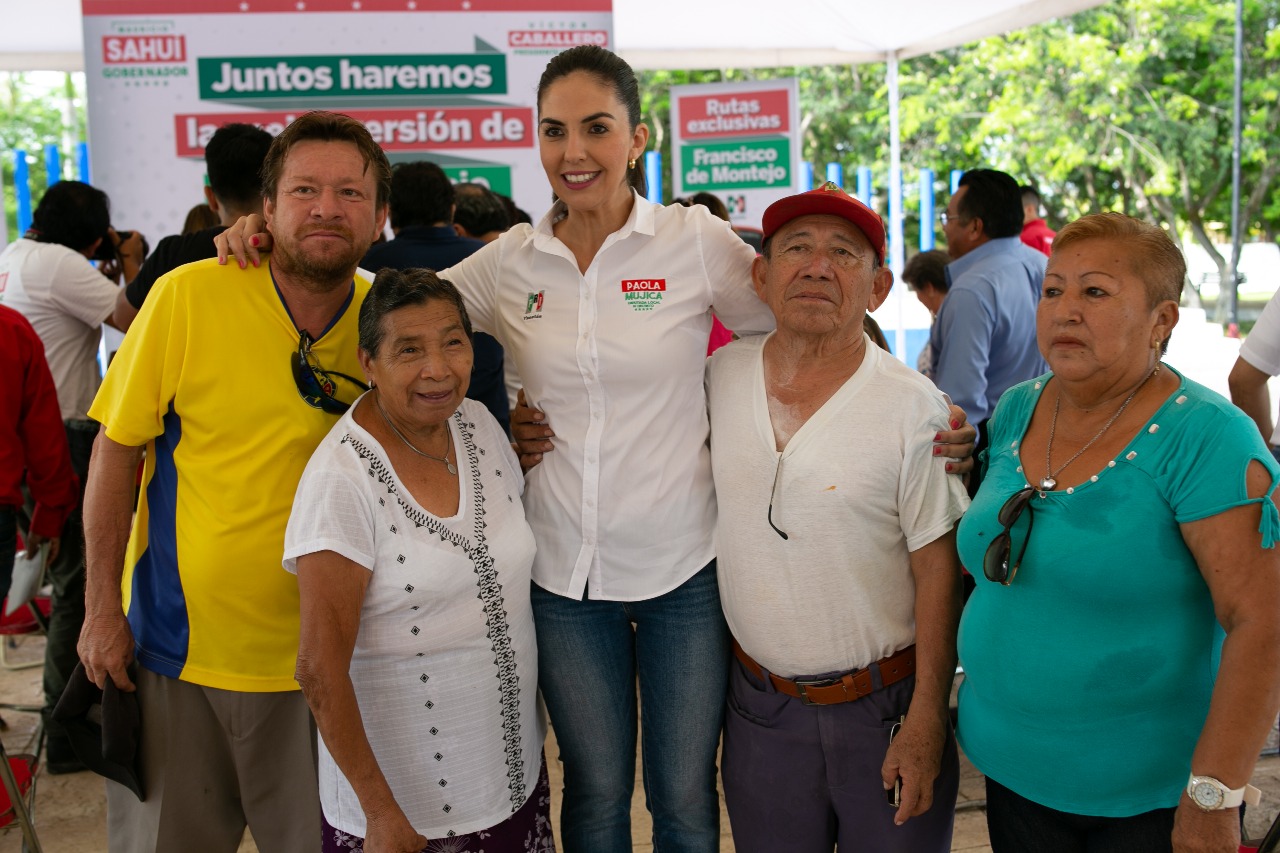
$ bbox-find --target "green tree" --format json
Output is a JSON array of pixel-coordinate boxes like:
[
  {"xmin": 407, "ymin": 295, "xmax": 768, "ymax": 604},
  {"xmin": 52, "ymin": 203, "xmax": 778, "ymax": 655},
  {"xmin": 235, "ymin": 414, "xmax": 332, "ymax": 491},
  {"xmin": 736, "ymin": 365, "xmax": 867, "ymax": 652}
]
[
  {"xmin": 636, "ymin": 0, "xmax": 1279, "ymax": 308},
  {"xmin": 895, "ymin": 0, "xmax": 1280, "ymax": 296},
  {"xmin": 1, "ymin": 72, "xmax": 87, "ymax": 238}
]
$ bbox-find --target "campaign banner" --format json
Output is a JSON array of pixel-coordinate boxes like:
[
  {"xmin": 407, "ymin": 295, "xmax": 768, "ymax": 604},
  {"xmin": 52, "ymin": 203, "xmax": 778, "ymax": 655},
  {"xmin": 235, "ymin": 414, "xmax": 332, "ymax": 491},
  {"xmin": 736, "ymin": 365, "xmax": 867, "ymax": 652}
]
[
  {"xmin": 669, "ymin": 78, "xmax": 801, "ymax": 230},
  {"xmin": 81, "ymin": 1, "xmax": 612, "ymax": 241}
]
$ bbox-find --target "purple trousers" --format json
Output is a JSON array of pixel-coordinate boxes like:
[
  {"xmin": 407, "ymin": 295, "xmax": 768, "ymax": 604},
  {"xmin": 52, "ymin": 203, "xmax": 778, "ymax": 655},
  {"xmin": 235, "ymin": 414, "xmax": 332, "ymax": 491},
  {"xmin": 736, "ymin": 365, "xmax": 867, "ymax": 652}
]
[
  {"xmin": 321, "ymin": 758, "xmax": 555, "ymax": 852},
  {"xmin": 722, "ymin": 656, "xmax": 958, "ymax": 853}
]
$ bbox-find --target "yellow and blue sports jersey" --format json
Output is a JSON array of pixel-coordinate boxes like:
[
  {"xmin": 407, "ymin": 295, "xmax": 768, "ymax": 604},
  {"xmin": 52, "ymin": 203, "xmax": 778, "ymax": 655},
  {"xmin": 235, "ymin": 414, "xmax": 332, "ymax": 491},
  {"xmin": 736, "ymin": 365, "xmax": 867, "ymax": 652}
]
[{"xmin": 89, "ymin": 258, "xmax": 371, "ymax": 692}]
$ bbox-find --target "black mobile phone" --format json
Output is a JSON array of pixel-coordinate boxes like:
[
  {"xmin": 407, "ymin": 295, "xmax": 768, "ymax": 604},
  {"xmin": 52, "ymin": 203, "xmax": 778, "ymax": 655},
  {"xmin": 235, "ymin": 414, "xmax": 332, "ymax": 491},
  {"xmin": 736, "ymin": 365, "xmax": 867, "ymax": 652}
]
[{"xmin": 886, "ymin": 715, "xmax": 905, "ymax": 807}]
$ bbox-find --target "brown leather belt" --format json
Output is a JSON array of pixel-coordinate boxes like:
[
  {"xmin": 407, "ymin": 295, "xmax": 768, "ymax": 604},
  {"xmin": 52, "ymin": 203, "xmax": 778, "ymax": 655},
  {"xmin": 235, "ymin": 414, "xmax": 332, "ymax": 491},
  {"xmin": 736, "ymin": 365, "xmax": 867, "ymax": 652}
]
[{"xmin": 732, "ymin": 639, "xmax": 916, "ymax": 706}]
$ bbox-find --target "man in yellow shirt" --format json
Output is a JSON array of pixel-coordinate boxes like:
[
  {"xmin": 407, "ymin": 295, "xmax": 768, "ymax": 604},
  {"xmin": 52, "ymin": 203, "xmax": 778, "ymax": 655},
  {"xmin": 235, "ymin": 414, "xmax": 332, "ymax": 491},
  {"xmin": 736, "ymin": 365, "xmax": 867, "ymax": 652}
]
[{"xmin": 78, "ymin": 111, "xmax": 389, "ymax": 853}]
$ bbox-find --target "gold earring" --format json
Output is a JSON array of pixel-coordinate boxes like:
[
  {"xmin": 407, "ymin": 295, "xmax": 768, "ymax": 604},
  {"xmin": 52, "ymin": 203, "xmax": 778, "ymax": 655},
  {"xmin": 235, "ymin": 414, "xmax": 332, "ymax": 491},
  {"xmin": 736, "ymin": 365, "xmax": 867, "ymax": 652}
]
[{"xmin": 628, "ymin": 158, "xmax": 636, "ymax": 169}]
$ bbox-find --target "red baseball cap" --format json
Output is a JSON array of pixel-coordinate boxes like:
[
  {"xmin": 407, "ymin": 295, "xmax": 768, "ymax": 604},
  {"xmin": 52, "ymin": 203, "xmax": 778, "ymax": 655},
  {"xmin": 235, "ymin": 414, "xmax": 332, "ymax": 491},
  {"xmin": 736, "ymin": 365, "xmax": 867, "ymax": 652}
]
[{"xmin": 762, "ymin": 181, "xmax": 887, "ymax": 264}]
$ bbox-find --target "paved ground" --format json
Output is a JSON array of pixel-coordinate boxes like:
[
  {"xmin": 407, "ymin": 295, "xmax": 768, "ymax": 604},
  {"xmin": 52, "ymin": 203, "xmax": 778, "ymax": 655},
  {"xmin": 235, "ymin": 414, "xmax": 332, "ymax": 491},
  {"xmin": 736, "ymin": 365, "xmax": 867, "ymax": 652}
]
[
  {"xmin": 0, "ymin": 636, "xmax": 976, "ymax": 852},
  {"xmin": 4, "ymin": 315, "xmax": 1278, "ymax": 852},
  {"xmin": 3, "ymin": 630, "xmax": 1279, "ymax": 852}
]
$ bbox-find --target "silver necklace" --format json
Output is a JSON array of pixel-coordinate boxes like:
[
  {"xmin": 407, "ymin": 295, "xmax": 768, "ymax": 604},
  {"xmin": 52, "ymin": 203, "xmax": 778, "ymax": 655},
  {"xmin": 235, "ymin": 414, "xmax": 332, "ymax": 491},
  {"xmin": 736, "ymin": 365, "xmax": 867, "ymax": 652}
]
[
  {"xmin": 1040, "ymin": 364, "xmax": 1159, "ymax": 492},
  {"xmin": 374, "ymin": 393, "xmax": 457, "ymax": 475}
]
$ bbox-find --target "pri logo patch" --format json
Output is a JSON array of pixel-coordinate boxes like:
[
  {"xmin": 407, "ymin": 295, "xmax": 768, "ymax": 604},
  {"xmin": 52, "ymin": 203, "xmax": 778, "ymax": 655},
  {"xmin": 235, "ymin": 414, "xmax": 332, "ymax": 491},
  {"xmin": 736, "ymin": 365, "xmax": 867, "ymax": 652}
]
[
  {"xmin": 621, "ymin": 279, "xmax": 665, "ymax": 313},
  {"xmin": 524, "ymin": 290, "xmax": 545, "ymax": 320}
]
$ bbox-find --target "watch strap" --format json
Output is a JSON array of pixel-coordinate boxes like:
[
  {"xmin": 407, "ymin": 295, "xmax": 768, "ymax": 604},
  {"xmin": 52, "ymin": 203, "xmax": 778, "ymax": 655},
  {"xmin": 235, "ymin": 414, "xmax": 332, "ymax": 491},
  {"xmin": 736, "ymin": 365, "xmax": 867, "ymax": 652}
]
[{"xmin": 1188, "ymin": 774, "xmax": 1262, "ymax": 809}]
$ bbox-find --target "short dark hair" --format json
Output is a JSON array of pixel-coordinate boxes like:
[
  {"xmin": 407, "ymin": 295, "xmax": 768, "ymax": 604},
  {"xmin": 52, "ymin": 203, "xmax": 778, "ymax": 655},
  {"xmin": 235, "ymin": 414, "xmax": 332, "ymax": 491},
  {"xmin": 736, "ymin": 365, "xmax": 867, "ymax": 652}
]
[
  {"xmin": 387, "ymin": 161, "xmax": 454, "ymax": 229},
  {"xmin": 205, "ymin": 123, "xmax": 273, "ymax": 212},
  {"xmin": 537, "ymin": 45, "xmax": 646, "ymax": 197},
  {"xmin": 956, "ymin": 169, "xmax": 1023, "ymax": 239},
  {"xmin": 1020, "ymin": 184, "xmax": 1042, "ymax": 210},
  {"xmin": 453, "ymin": 183, "xmax": 510, "ymax": 236},
  {"xmin": 903, "ymin": 249, "xmax": 951, "ymax": 293},
  {"xmin": 359, "ymin": 267, "xmax": 473, "ymax": 358},
  {"xmin": 29, "ymin": 180, "xmax": 110, "ymax": 252},
  {"xmin": 260, "ymin": 111, "xmax": 392, "ymax": 208},
  {"xmin": 497, "ymin": 194, "xmax": 531, "ymax": 226}
]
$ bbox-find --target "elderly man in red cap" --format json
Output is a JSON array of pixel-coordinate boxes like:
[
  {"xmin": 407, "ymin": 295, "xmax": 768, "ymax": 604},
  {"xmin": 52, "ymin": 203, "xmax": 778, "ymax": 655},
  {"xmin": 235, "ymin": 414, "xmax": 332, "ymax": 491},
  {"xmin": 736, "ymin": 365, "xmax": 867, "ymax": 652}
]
[{"xmin": 706, "ymin": 182, "xmax": 969, "ymax": 852}]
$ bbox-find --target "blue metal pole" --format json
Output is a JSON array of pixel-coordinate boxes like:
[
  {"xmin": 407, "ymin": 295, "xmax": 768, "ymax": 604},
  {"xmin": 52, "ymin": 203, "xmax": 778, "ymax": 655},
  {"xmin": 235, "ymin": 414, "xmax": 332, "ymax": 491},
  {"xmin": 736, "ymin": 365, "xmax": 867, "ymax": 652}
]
[
  {"xmin": 77, "ymin": 142, "xmax": 91, "ymax": 183},
  {"xmin": 644, "ymin": 150, "xmax": 662, "ymax": 204},
  {"xmin": 800, "ymin": 161, "xmax": 814, "ymax": 191},
  {"xmin": 45, "ymin": 144, "xmax": 62, "ymax": 185},
  {"xmin": 919, "ymin": 168, "xmax": 935, "ymax": 251},
  {"xmin": 949, "ymin": 169, "xmax": 963, "ymax": 194},
  {"xmin": 856, "ymin": 167, "xmax": 872, "ymax": 204},
  {"xmin": 825, "ymin": 162, "xmax": 843, "ymax": 188},
  {"xmin": 15, "ymin": 151, "xmax": 32, "ymax": 235}
]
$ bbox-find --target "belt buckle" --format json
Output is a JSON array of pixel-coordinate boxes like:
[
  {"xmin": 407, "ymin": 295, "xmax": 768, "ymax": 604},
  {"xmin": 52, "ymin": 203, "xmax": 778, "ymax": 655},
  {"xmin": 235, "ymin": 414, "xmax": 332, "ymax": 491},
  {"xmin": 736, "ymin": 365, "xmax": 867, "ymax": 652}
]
[{"xmin": 794, "ymin": 677, "xmax": 839, "ymax": 706}]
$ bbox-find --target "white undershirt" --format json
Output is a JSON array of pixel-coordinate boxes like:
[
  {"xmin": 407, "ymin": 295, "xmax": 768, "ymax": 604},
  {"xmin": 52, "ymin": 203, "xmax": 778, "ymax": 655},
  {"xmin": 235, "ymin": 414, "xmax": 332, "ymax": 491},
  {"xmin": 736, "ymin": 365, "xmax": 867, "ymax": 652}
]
[{"xmin": 707, "ymin": 334, "xmax": 970, "ymax": 677}]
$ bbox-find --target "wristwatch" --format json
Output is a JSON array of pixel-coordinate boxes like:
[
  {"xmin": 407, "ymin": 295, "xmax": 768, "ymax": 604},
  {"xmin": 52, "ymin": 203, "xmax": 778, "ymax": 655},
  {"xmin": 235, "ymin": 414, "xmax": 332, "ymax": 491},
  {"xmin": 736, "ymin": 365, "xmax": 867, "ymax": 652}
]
[{"xmin": 1186, "ymin": 774, "xmax": 1262, "ymax": 811}]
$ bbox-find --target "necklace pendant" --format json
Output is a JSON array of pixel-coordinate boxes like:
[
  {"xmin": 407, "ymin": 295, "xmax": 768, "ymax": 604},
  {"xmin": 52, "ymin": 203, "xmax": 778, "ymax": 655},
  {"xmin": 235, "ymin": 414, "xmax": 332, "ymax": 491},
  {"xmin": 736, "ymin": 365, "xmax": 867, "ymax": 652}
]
[
  {"xmin": 447, "ymin": 461, "xmax": 457, "ymax": 475},
  {"xmin": 1039, "ymin": 477, "xmax": 1057, "ymax": 491}
]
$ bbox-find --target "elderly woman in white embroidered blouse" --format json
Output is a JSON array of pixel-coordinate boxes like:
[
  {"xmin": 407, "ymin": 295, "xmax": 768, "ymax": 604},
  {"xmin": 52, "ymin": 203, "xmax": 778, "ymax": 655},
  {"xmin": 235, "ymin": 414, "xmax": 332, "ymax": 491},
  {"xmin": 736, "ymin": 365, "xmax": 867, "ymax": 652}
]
[{"xmin": 284, "ymin": 268, "xmax": 550, "ymax": 853}]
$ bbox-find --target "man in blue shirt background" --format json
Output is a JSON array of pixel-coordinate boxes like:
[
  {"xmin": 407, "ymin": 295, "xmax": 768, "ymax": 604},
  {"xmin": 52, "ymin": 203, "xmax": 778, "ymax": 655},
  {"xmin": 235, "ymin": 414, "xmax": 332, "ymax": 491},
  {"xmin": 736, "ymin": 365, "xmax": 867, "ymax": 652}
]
[{"xmin": 931, "ymin": 168, "xmax": 1047, "ymax": 495}]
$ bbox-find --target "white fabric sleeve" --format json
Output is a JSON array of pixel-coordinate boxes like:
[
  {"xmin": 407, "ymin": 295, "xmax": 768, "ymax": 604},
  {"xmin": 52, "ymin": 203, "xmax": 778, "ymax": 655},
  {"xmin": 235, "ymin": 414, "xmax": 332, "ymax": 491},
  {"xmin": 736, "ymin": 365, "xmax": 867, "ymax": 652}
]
[
  {"xmin": 699, "ymin": 210, "xmax": 776, "ymax": 335},
  {"xmin": 1239, "ymin": 288, "xmax": 1280, "ymax": 376},
  {"xmin": 437, "ymin": 230, "xmax": 516, "ymax": 340},
  {"xmin": 282, "ymin": 442, "xmax": 378, "ymax": 574},
  {"xmin": 897, "ymin": 393, "xmax": 971, "ymax": 551},
  {"xmin": 49, "ymin": 252, "xmax": 121, "ymax": 327}
]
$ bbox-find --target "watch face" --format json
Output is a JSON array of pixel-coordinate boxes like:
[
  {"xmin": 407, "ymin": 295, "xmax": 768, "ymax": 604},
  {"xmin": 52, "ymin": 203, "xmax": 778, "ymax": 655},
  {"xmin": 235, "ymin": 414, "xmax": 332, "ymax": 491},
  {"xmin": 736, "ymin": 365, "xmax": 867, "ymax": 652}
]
[{"xmin": 1191, "ymin": 781, "xmax": 1225, "ymax": 810}]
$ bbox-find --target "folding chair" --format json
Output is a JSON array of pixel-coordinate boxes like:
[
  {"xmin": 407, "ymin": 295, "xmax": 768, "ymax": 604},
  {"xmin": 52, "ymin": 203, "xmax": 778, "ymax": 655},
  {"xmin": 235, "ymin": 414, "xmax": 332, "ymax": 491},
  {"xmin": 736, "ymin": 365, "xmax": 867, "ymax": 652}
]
[
  {"xmin": 0, "ymin": 597, "xmax": 52, "ymax": 671},
  {"xmin": 0, "ymin": 697, "xmax": 44, "ymax": 852}
]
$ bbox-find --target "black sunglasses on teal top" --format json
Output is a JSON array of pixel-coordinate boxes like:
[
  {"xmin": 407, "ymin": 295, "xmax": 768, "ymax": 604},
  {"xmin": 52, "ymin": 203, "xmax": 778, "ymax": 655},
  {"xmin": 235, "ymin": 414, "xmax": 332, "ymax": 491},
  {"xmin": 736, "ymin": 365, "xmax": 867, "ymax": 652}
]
[
  {"xmin": 982, "ymin": 486, "xmax": 1036, "ymax": 586},
  {"xmin": 290, "ymin": 330, "xmax": 369, "ymax": 414}
]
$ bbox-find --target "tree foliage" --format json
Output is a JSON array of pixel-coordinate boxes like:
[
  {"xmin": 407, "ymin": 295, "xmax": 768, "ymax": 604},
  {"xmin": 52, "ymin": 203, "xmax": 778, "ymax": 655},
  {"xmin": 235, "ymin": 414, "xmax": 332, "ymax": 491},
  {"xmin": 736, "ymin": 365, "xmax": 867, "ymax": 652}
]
[
  {"xmin": 0, "ymin": 72, "xmax": 87, "ymax": 239},
  {"xmin": 638, "ymin": 0, "xmax": 1279, "ymax": 286}
]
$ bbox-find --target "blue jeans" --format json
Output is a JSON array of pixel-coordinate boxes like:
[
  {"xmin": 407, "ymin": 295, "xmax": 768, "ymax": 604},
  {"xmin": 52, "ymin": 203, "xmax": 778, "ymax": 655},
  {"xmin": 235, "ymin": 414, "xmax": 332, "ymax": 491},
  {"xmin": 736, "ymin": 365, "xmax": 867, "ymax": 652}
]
[{"xmin": 531, "ymin": 562, "xmax": 728, "ymax": 853}]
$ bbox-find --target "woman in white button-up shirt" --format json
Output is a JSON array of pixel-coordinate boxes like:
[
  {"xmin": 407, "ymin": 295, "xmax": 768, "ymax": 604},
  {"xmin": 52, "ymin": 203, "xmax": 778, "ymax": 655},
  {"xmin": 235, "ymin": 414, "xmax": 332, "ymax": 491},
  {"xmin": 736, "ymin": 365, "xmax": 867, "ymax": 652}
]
[{"xmin": 441, "ymin": 46, "xmax": 777, "ymax": 853}]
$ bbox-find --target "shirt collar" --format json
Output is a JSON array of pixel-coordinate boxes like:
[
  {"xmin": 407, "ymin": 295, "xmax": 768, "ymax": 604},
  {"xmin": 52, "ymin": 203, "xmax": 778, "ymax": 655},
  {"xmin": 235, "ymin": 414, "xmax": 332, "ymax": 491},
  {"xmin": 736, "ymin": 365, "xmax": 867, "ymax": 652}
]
[
  {"xmin": 945, "ymin": 235, "xmax": 1024, "ymax": 283},
  {"xmin": 527, "ymin": 189, "xmax": 652, "ymax": 253}
]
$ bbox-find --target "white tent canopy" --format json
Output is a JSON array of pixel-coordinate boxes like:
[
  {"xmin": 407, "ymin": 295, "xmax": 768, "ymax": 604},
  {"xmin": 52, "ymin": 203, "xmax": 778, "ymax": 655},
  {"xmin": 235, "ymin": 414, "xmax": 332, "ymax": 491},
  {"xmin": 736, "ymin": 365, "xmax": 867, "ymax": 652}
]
[
  {"xmin": 9, "ymin": 0, "xmax": 1107, "ymax": 74},
  {"xmin": 615, "ymin": 0, "xmax": 1105, "ymax": 68}
]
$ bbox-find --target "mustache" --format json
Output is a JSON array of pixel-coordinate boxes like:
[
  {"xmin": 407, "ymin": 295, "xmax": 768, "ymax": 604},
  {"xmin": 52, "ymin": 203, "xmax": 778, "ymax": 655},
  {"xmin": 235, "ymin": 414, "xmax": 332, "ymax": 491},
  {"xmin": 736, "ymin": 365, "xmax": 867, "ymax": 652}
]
[{"xmin": 300, "ymin": 225, "xmax": 354, "ymax": 239}]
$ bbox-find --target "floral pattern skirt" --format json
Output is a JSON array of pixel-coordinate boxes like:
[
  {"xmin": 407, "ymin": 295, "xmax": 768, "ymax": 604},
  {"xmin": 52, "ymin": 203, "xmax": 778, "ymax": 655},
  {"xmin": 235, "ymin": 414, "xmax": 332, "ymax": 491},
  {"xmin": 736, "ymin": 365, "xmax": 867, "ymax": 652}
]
[{"xmin": 322, "ymin": 756, "xmax": 555, "ymax": 853}]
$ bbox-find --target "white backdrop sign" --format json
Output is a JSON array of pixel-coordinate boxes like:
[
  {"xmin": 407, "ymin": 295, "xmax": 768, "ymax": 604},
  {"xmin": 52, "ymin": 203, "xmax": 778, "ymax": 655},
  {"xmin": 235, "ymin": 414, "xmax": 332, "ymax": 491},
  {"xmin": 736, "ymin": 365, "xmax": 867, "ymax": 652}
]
[
  {"xmin": 669, "ymin": 77, "xmax": 801, "ymax": 230},
  {"xmin": 80, "ymin": 0, "xmax": 613, "ymax": 240}
]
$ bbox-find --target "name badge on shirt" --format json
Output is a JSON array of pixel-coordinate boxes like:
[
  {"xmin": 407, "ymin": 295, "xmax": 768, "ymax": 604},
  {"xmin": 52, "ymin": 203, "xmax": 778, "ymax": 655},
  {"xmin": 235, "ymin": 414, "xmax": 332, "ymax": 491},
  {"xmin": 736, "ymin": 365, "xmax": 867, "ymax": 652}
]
[
  {"xmin": 523, "ymin": 290, "xmax": 545, "ymax": 320},
  {"xmin": 621, "ymin": 279, "xmax": 666, "ymax": 313}
]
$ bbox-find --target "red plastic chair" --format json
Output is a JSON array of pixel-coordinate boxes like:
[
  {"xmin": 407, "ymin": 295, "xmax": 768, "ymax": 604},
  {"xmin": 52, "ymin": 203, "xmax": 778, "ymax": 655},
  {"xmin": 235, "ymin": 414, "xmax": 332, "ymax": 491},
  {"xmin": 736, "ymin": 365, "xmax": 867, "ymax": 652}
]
[
  {"xmin": 0, "ymin": 598, "xmax": 52, "ymax": 671},
  {"xmin": 0, "ymin": 588, "xmax": 51, "ymax": 850},
  {"xmin": 0, "ymin": 740, "xmax": 41, "ymax": 852}
]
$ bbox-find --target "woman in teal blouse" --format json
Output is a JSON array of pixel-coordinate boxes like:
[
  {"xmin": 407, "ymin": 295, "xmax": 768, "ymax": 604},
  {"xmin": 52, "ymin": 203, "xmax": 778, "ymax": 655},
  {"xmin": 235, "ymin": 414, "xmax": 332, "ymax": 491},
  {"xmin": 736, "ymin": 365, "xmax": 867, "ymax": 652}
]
[{"xmin": 957, "ymin": 213, "xmax": 1280, "ymax": 853}]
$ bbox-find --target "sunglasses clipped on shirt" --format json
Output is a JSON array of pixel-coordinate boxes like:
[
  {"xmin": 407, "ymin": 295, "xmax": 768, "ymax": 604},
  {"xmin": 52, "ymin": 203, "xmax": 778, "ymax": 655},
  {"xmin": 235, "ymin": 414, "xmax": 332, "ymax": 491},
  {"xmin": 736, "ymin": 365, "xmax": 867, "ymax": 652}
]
[
  {"xmin": 982, "ymin": 486, "xmax": 1036, "ymax": 586},
  {"xmin": 291, "ymin": 330, "xmax": 368, "ymax": 414}
]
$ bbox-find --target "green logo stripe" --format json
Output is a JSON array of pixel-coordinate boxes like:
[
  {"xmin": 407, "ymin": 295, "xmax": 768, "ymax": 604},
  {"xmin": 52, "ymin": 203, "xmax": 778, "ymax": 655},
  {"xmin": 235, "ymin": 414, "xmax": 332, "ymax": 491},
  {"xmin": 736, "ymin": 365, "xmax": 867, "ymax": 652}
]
[
  {"xmin": 681, "ymin": 138, "xmax": 791, "ymax": 190},
  {"xmin": 198, "ymin": 55, "xmax": 507, "ymax": 99}
]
